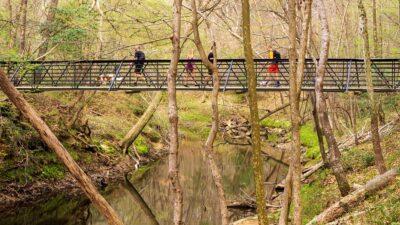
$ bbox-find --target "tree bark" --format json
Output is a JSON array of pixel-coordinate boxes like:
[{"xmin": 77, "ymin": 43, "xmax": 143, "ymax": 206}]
[
  {"xmin": 314, "ymin": 0, "xmax": 350, "ymax": 197},
  {"xmin": 292, "ymin": 1, "xmax": 313, "ymax": 224},
  {"xmin": 372, "ymin": 0, "xmax": 380, "ymax": 58},
  {"xmin": 167, "ymin": 1, "xmax": 183, "ymax": 224},
  {"xmin": 68, "ymin": 90, "xmax": 96, "ymax": 129},
  {"xmin": 119, "ymin": 92, "xmax": 163, "ymax": 155},
  {"xmin": 306, "ymin": 168, "xmax": 399, "ymax": 224},
  {"xmin": 310, "ymin": 93, "xmax": 327, "ymax": 164},
  {"xmin": 0, "ymin": 70, "xmax": 124, "ymax": 225},
  {"xmin": 358, "ymin": 0, "xmax": 387, "ymax": 174},
  {"xmin": 37, "ymin": 0, "xmax": 59, "ymax": 59},
  {"xmin": 191, "ymin": 1, "xmax": 229, "ymax": 224},
  {"xmin": 349, "ymin": 92, "xmax": 359, "ymax": 145},
  {"xmin": 279, "ymin": 0, "xmax": 297, "ymax": 223},
  {"xmin": 241, "ymin": 0, "xmax": 268, "ymax": 224},
  {"xmin": 7, "ymin": 0, "xmax": 13, "ymax": 48},
  {"xmin": 123, "ymin": 175, "xmax": 159, "ymax": 225},
  {"xmin": 19, "ymin": 0, "xmax": 28, "ymax": 54}
]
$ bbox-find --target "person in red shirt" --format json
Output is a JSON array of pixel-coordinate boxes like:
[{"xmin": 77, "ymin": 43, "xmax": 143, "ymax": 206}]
[{"xmin": 264, "ymin": 46, "xmax": 281, "ymax": 87}]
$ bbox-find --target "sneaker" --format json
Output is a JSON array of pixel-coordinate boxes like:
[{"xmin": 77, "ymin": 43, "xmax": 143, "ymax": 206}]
[
  {"xmin": 275, "ymin": 80, "xmax": 281, "ymax": 87},
  {"xmin": 259, "ymin": 81, "xmax": 267, "ymax": 86}
]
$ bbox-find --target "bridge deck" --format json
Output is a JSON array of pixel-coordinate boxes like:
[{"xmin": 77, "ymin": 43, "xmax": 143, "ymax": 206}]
[{"xmin": 1, "ymin": 59, "xmax": 399, "ymax": 92}]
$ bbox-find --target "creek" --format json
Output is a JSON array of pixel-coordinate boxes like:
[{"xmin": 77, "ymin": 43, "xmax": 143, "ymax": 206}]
[{"xmin": 0, "ymin": 140, "xmax": 287, "ymax": 225}]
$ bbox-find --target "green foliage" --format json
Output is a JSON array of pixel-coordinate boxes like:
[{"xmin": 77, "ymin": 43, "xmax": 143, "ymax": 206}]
[
  {"xmin": 365, "ymin": 182, "xmax": 400, "ymax": 224},
  {"xmin": 134, "ymin": 135, "xmax": 149, "ymax": 155},
  {"xmin": 267, "ymin": 133, "xmax": 279, "ymax": 143},
  {"xmin": 342, "ymin": 147, "xmax": 376, "ymax": 171},
  {"xmin": 301, "ymin": 169, "xmax": 337, "ymax": 224},
  {"xmin": 300, "ymin": 123, "xmax": 319, "ymax": 148},
  {"xmin": 40, "ymin": 164, "xmax": 65, "ymax": 180},
  {"xmin": 305, "ymin": 146, "xmax": 320, "ymax": 160},
  {"xmin": 260, "ymin": 118, "xmax": 291, "ymax": 129},
  {"xmin": 44, "ymin": 2, "xmax": 98, "ymax": 58}
]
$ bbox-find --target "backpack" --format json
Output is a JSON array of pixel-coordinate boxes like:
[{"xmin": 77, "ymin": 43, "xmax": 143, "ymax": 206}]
[{"xmin": 274, "ymin": 50, "xmax": 281, "ymax": 60}]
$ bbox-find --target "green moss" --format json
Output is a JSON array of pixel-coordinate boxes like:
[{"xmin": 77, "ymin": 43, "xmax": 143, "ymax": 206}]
[
  {"xmin": 343, "ymin": 147, "xmax": 376, "ymax": 171},
  {"xmin": 267, "ymin": 133, "xmax": 279, "ymax": 143},
  {"xmin": 301, "ymin": 169, "xmax": 337, "ymax": 224},
  {"xmin": 365, "ymin": 181, "xmax": 400, "ymax": 224},
  {"xmin": 300, "ymin": 123, "xmax": 319, "ymax": 148},
  {"xmin": 134, "ymin": 135, "xmax": 149, "ymax": 155},
  {"xmin": 306, "ymin": 146, "xmax": 321, "ymax": 160},
  {"xmin": 260, "ymin": 118, "xmax": 291, "ymax": 129},
  {"xmin": 40, "ymin": 164, "xmax": 65, "ymax": 180},
  {"xmin": 129, "ymin": 164, "xmax": 153, "ymax": 181}
]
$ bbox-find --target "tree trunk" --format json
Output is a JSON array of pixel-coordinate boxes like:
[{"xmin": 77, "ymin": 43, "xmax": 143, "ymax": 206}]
[
  {"xmin": 306, "ymin": 168, "xmax": 399, "ymax": 224},
  {"xmin": 94, "ymin": 0, "xmax": 104, "ymax": 59},
  {"xmin": 119, "ymin": 92, "xmax": 163, "ymax": 155},
  {"xmin": 310, "ymin": 93, "xmax": 327, "ymax": 164},
  {"xmin": 279, "ymin": 0, "xmax": 298, "ymax": 223},
  {"xmin": 241, "ymin": 0, "xmax": 268, "ymax": 224},
  {"xmin": 37, "ymin": 0, "xmax": 59, "ymax": 59},
  {"xmin": 68, "ymin": 91, "xmax": 96, "ymax": 129},
  {"xmin": 167, "ymin": 1, "xmax": 183, "ymax": 224},
  {"xmin": 349, "ymin": 92, "xmax": 359, "ymax": 145},
  {"xmin": 372, "ymin": 0, "xmax": 379, "ymax": 58},
  {"xmin": 19, "ymin": 0, "xmax": 28, "ymax": 54},
  {"xmin": 358, "ymin": 0, "xmax": 387, "ymax": 174},
  {"xmin": 314, "ymin": 0, "xmax": 350, "ymax": 197},
  {"xmin": 123, "ymin": 175, "xmax": 159, "ymax": 225},
  {"xmin": 7, "ymin": 0, "xmax": 13, "ymax": 48},
  {"xmin": 0, "ymin": 70, "xmax": 124, "ymax": 225},
  {"xmin": 291, "ymin": 1, "xmax": 313, "ymax": 224},
  {"xmin": 191, "ymin": 1, "xmax": 229, "ymax": 224}
]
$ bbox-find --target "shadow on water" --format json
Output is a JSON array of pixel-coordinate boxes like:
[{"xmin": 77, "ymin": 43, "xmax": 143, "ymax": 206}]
[{"xmin": 0, "ymin": 140, "xmax": 287, "ymax": 225}]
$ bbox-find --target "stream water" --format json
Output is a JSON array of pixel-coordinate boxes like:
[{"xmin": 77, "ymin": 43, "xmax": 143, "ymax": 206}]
[{"xmin": 1, "ymin": 140, "xmax": 287, "ymax": 225}]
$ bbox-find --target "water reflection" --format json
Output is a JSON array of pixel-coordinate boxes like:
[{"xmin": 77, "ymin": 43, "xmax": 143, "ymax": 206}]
[
  {"xmin": 87, "ymin": 141, "xmax": 287, "ymax": 225},
  {"xmin": 0, "ymin": 141, "xmax": 286, "ymax": 225}
]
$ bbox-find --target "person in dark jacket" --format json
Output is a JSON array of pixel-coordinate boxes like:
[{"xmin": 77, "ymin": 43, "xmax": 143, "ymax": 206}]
[
  {"xmin": 204, "ymin": 46, "xmax": 214, "ymax": 85},
  {"xmin": 134, "ymin": 46, "xmax": 146, "ymax": 84}
]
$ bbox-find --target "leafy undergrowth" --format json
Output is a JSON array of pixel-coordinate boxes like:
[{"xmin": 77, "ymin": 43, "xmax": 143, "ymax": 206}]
[
  {"xmin": 0, "ymin": 91, "xmax": 164, "ymax": 184},
  {"xmin": 300, "ymin": 126, "xmax": 400, "ymax": 224}
]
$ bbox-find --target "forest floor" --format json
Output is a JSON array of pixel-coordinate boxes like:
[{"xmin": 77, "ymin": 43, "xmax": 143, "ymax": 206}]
[{"xmin": 1, "ymin": 89, "xmax": 398, "ymax": 224}]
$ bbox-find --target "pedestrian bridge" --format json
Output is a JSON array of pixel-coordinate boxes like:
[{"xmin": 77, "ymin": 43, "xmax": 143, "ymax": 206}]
[{"xmin": 1, "ymin": 59, "xmax": 399, "ymax": 92}]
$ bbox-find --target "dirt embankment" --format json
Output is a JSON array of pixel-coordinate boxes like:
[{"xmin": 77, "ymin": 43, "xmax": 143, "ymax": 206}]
[{"xmin": 0, "ymin": 149, "xmax": 165, "ymax": 215}]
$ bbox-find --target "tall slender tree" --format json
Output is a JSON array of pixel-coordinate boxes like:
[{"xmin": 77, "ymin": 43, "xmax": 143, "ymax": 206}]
[
  {"xmin": 315, "ymin": 0, "xmax": 351, "ymax": 197},
  {"xmin": 167, "ymin": 0, "xmax": 184, "ymax": 224},
  {"xmin": 358, "ymin": 0, "xmax": 387, "ymax": 174},
  {"xmin": 19, "ymin": 0, "xmax": 28, "ymax": 54},
  {"xmin": 241, "ymin": 0, "xmax": 268, "ymax": 224},
  {"xmin": 191, "ymin": 1, "xmax": 229, "ymax": 224},
  {"xmin": 279, "ymin": 0, "xmax": 313, "ymax": 224},
  {"xmin": 37, "ymin": 0, "xmax": 59, "ymax": 59}
]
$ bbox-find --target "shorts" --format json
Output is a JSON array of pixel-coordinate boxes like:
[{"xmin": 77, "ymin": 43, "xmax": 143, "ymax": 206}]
[
  {"xmin": 208, "ymin": 68, "xmax": 213, "ymax": 75},
  {"xmin": 135, "ymin": 63, "xmax": 143, "ymax": 73},
  {"xmin": 268, "ymin": 64, "xmax": 279, "ymax": 73}
]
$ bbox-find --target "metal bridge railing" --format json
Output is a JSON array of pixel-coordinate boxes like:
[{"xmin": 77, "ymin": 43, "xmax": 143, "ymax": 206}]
[{"xmin": 0, "ymin": 59, "xmax": 399, "ymax": 92}]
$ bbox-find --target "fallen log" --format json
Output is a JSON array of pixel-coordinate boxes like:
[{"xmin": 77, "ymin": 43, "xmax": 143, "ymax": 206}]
[
  {"xmin": 301, "ymin": 117, "xmax": 399, "ymax": 180},
  {"xmin": 0, "ymin": 70, "xmax": 124, "ymax": 225},
  {"xmin": 306, "ymin": 168, "xmax": 399, "ymax": 224},
  {"xmin": 119, "ymin": 92, "xmax": 163, "ymax": 154}
]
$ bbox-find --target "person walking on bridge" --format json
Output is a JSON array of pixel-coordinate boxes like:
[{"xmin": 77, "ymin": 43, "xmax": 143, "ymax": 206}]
[
  {"xmin": 264, "ymin": 46, "xmax": 281, "ymax": 87},
  {"xmin": 133, "ymin": 46, "xmax": 146, "ymax": 85},
  {"xmin": 205, "ymin": 47, "xmax": 214, "ymax": 85},
  {"xmin": 184, "ymin": 49, "xmax": 196, "ymax": 87}
]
